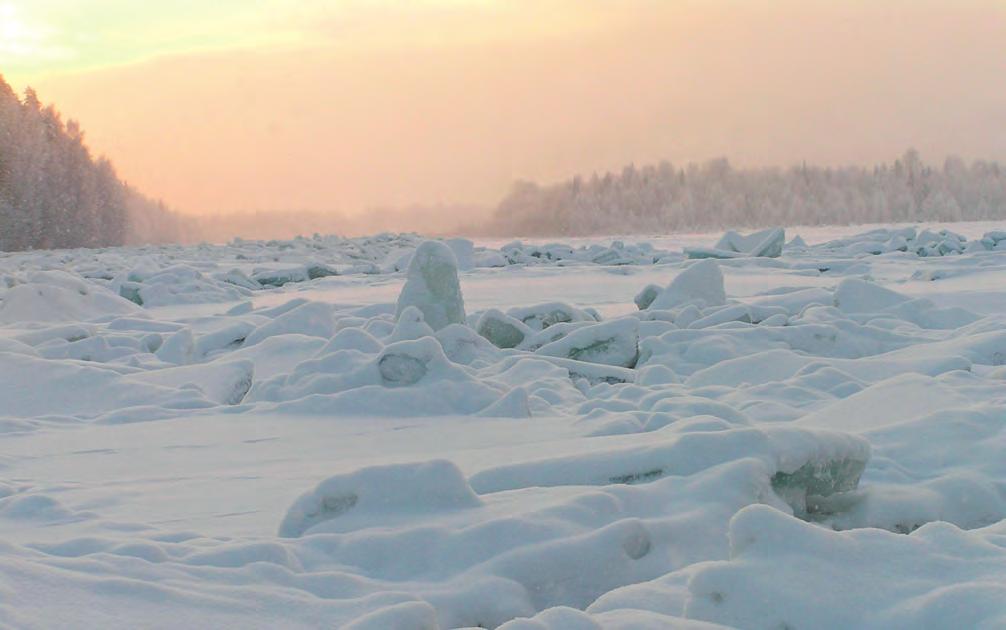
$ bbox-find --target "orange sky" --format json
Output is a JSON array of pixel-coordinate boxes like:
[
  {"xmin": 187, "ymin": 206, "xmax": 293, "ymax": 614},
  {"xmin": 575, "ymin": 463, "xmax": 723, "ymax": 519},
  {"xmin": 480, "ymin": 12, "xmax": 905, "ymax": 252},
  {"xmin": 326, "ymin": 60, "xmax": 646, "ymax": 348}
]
[{"xmin": 4, "ymin": 1, "xmax": 1006, "ymax": 218}]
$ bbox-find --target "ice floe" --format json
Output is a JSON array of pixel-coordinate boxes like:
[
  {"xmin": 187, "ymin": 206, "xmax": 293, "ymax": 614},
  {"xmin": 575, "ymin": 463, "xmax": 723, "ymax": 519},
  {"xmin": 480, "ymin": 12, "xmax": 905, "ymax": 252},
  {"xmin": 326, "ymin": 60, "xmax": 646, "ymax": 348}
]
[{"xmin": 1, "ymin": 221, "xmax": 1005, "ymax": 628}]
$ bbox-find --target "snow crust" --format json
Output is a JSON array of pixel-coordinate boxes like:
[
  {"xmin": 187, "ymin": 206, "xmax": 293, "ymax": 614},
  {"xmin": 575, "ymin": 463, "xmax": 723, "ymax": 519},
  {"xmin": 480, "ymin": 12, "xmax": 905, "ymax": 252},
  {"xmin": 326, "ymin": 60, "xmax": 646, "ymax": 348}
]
[{"xmin": 1, "ymin": 222, "xmax": 1006, "ymax": 628}]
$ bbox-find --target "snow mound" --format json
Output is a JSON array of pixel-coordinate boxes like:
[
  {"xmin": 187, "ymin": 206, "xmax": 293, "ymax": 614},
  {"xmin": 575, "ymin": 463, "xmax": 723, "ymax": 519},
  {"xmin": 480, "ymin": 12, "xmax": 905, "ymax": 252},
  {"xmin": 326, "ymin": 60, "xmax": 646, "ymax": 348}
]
[
  {"xmin": 469, "ymin": 425, "xmax": 869, "ymax": 517},
  {"xmin": 0, "ymin": 275, "xmax": 139, "ymax": 323},
  {"xmin": 125, "ymin": 359, "xmax": 255, "ymax": 405},
  {"xmin": 121, "ymin": 264, "xmax": 253, "ymax": 306},
  {"xmin": 536, "ymin": 319, "xmax": 639, "ymax": 368},
  {"xmin": 648, "ymin": 260, "xmax": 726, "ymax": 310},
  {"xmin": 675, "ymin": 504, "xmax": 1006, "ymax": 629},
  {"xmin": 389, "ymin": 305, "xmax": 436, "ymax": 342},
  {"xmin": 833, "ymin": 278, "xmax": 910, "ymax": 313},
  {"xmin": 808, "ymin": 226, "xmax": 984, "ymax": 258},
  {"xmin": 476, "ymin": 308, "xmax": 533, "ymax": 349},
  {"xmin": 686, "ymin": 227, "xmax": 785, "ymax": 259},
  {"xmin": 244, "ymin": 301, "xmax": 336, "ymax": 346},
  {"xmin": 279, "ymin": 460, "xmax": 481, "ymax": 537},
  {"xmin": 507, "ymin": 302, "xmax": 596, "ymax": 331},
  {"xmin": 0, "ymin": 352, "xmax": 213, "ymax": 418}
]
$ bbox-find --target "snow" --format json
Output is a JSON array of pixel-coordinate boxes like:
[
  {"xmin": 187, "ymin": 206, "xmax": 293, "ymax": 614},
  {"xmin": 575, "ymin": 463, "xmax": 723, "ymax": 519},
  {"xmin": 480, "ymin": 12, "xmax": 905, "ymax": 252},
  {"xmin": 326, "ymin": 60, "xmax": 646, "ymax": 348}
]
[{"xmin": 1, "ymin": 221, "xmax": 1006, "ymax": 628}]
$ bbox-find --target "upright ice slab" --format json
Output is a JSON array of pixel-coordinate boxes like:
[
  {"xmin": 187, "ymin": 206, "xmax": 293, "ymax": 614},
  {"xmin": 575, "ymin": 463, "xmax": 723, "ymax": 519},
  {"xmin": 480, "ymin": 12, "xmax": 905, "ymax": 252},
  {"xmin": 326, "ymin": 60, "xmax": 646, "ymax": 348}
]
[{"xmin": 395, "ymin": 240, "xmax": 466, "ymax": 331}]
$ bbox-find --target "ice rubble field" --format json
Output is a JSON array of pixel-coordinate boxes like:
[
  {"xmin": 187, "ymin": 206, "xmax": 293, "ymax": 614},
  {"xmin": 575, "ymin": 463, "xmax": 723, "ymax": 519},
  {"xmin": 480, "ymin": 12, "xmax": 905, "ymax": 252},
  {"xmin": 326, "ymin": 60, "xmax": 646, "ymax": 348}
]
[{"xmin": 1, "ymin": 223, "xmax": 1006, "ymax": 629}]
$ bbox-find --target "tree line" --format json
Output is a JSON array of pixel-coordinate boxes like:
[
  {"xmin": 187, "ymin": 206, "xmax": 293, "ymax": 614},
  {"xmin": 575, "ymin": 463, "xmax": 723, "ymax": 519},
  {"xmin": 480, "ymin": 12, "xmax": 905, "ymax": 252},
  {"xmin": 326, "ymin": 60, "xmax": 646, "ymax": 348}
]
[
  {"xmin": 0, "ymin": 75, "xmax": 193, "ymax": 252},
  {"xmin": 484, "ymin": 150, "xmax": 1006, "ymax": 236},
  {"xmin": 4, "ymin": 70, "xmax": 1006, "ymax": 249}
]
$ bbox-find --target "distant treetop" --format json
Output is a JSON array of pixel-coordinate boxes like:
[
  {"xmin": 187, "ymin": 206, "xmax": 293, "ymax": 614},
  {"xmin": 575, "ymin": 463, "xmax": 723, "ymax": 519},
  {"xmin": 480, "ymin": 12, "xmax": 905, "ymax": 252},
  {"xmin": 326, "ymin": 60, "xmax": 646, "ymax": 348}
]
[{"xmin": 486, "ymin": 151, "xmax": 1006, "ymax": 236}]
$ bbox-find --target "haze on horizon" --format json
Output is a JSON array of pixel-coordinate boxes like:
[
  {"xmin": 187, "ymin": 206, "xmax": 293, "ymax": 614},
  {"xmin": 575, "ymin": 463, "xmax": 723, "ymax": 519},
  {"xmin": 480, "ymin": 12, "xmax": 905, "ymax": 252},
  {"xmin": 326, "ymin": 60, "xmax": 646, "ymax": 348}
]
[{"xmin": 2, "ymin": 0, "xmax": 1005, "ymax": 228}]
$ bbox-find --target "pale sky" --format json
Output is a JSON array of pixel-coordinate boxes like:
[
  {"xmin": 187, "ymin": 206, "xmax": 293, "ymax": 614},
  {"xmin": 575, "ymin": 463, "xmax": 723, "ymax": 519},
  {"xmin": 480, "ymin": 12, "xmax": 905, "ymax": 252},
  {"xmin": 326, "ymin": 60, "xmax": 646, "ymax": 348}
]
[{"xmin": 2, "ymin": 0, "xmax": 1005, "ymax": 218}]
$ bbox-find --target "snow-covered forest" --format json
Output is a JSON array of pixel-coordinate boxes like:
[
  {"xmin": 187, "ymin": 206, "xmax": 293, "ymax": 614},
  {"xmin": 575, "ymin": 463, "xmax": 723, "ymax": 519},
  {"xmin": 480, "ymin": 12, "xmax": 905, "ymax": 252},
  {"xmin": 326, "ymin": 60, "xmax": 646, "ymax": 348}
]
[
  {"xmin": 0, "ymin": 76, "xmax": 193, "ymax": 251},
  {"xmin": 5, "ymin": 69, "xmax": 1006, "ymax": 249},
  {"xmin": 487, "ymin": 151, "xmax": 1006, "ymax": 236}
]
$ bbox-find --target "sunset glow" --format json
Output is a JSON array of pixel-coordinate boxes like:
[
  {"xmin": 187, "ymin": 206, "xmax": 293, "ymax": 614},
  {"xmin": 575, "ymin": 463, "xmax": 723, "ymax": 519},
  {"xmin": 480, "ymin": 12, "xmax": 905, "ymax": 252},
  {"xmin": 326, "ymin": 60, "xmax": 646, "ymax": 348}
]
[{"xmin": 3, "ymin": 1, "xmax": 1005, "ymax": 222}]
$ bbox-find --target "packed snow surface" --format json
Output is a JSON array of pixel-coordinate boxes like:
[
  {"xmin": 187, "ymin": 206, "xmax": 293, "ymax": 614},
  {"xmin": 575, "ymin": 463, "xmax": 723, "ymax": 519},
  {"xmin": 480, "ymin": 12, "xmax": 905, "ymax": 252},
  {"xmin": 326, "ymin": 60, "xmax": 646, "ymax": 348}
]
[{"xmin": 1, "ymin": 222, "xmax": 1005, "ymax": 628}]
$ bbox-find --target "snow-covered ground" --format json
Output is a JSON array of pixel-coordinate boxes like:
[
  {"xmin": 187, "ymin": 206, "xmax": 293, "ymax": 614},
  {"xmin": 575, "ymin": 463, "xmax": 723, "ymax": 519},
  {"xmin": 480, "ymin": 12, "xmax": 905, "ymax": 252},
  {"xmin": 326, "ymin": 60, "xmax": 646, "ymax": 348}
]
[{"xmin": 1, "ymin": 222, "xmax": 1005, "ymax": 629}]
